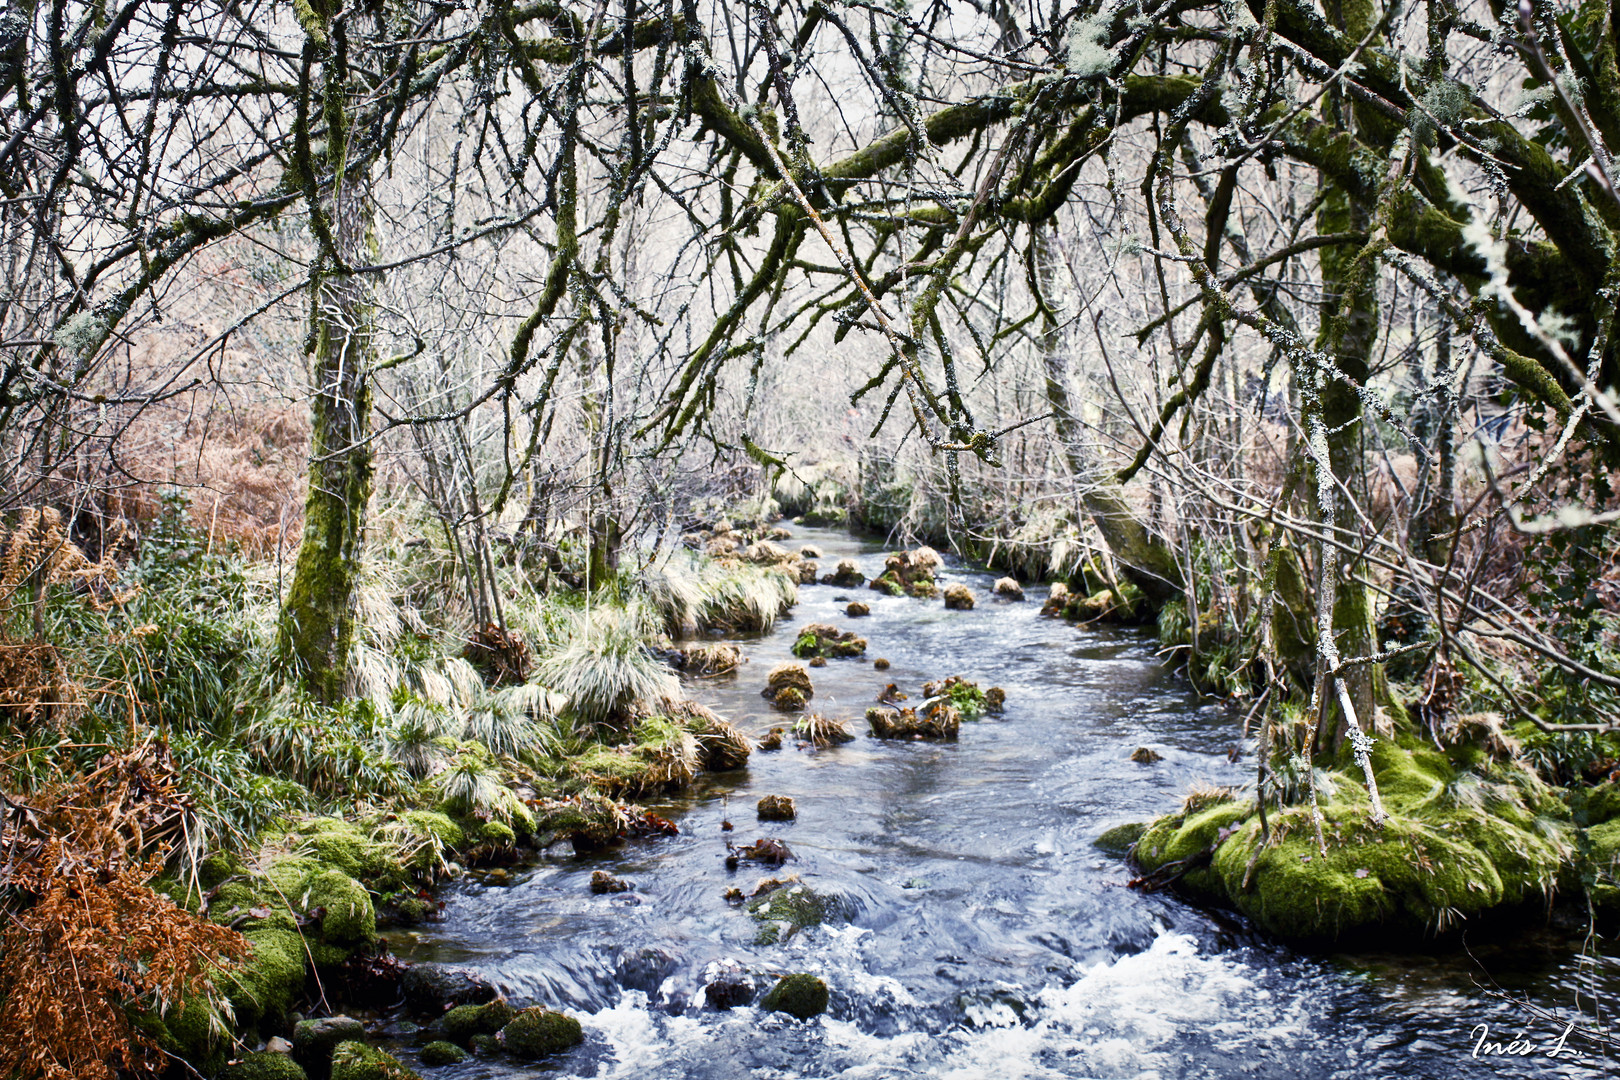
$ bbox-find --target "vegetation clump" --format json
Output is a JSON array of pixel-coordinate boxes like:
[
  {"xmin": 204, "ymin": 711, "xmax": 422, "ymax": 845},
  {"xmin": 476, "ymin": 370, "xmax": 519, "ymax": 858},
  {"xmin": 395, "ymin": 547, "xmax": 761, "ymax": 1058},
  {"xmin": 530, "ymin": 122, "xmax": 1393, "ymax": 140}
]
[
  {"xmin": 757, "ymin": 794, "xmax": 797, "ymax": 820},
  {"xmin": 820, "ymin": 560, "xmax": 865, "ymax": 588},
  {"xmin": 794, "ymin": 714, "xmax": 855, "ymax": 747},
  {"xmin": 922, "ymin": 676, "xmax": 996, "ymax": 720},
  {"xmin": 867, "ymin": 704, "xmax": 959, "ymax": 741},
  {"xmin": 942, "ymin": 584, "xmax": 975, "ymax": 610},
  {"xmin": 762, "ymin": 663, "xmax": 814, "ymax": 710},
  {"xmin": 868, "ymin": 548, "xmax": 941, "ymax": 598},
  {"xmin": 791, "ymin": 622, "xmax": 867, "ymax": 659},
  {"xmin": 329, "ymin": 1041, "xmax": 421, "ymax": 1080}
]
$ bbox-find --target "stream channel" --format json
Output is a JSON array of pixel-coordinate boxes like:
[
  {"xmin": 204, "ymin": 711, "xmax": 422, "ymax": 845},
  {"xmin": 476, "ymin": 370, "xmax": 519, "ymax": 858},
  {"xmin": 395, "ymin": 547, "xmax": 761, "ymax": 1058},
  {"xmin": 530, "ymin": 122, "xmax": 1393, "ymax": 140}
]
[{"xmin": 394, "ymin": 525, "xmax": 1618, "ymax": 1079}]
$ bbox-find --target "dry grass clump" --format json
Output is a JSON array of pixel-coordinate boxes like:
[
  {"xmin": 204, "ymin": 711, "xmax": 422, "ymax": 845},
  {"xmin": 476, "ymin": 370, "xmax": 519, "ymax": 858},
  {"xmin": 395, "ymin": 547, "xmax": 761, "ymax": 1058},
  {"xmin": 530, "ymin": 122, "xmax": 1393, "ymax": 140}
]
[
  {"xmin": 1, "ymin": 508, "xmax": 135, "ymax": 632},
  {"xmin": 0, "ymin": 740, "xmax": 248, "ymax": 1080}
]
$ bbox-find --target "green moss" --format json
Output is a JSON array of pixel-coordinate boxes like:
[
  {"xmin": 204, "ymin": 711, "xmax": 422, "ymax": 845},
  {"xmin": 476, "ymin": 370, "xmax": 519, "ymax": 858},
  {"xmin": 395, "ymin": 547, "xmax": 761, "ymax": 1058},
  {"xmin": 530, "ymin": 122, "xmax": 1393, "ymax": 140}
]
[
  {"xmin": 442, "ymin": 999, "xmax": 515, "ymax": 1043},
  {"xmin": 418, "ymin": 1041, "xmax": 467, "ymax": 1067},
  {"xmin": 474, "ymin": 819, "xmax": 516, "ymax": 847},
  {"xmin": 228, "ymin": 927, "xmax": 309, "ymax": 1031},
  {"xmin": 1135, "ymin": 745, "xmax": 1571, "ymax": 940},
  {"xmin": 760, "ymin": 973, "xmax": 829, "ymax": 1019},
  {"xmin": 1581, "ymin": 781, "xmax": 1620, "ymax": 826},
  {"xmin": 1094, "ymin": 822, "xmax": 1148, "ymax": 856},
  {"xmin": 219, "ymin": 1051, "xmax": 310, "ymax": 1080},
  {"xmin": 264, "ymin": 856, "xmax": 322, "ymax": 899},
  {"xmin": 329, "ymin": 1041, "xmax": 421, "ymax": 1080},
  {"xmin": 747, "ymin": 884, "xmax": 847, "ymax": 944},
  {"xmin": 500, "ymin": 1008, "xmax": 584, "ymax": 1057},
  {"xmin": 199, "ymin": 851, "xmax": 241, "ymax": 890},
  {"xmin": 306, "ymin": 870, "xmax": 376, "ymax": 946},
  {"xmin": 402, "ymin": 810, "xmax": 465, "ymax": 850}
]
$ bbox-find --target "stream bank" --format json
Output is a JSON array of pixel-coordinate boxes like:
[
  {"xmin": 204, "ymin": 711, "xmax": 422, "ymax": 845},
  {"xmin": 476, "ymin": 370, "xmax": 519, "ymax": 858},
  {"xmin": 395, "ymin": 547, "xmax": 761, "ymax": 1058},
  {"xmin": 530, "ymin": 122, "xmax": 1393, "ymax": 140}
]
[{"xmin": 385, "ymin": 524, "xmax": 1617, "ymax": 1079}]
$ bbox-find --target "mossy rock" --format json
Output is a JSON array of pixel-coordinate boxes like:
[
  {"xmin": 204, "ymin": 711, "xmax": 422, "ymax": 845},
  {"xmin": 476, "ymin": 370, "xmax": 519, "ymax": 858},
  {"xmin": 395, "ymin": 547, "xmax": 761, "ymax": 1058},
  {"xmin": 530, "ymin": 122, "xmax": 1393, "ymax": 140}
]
[
  {"xmin": 417, "ymin": 1041, "xmax": 467, "ymax": 1067},
  {"xmin": 218, "ymin": 1051, "xmax": 310, "ymax": 1080},
  {"xmin": 441, "ymin": 999, "xmax": 516, "ymax": 1043},
  {"xmin": 476, "ymin": 820, "xmax": 516, "ymax": 847},
  {"xmin": 747, "ymin": 883, "xmax": 848, "ymax": 944},
  {"xmin": 1578, "ymin": 780, "xmax": 1620, "ymax": 826},
  {"xmin": 227, "ymin": 927, "xmax": 309, "ymax": 1032},
  {"xmin": 330, "ymin": 1041, "xmax": 421, "ymax": 1080},
  {"xmin": 1094, "ymin": 822, "xmax": 1148, "ymax": 856},
  {"xmin": 137, "ymin": 994, "xmax": 227, "ymax": 1076},
  {"xmin": 398, "ymin": 811, "xmax": 467, "ymax": 874},
  {"xmin": 500, "ymin": 1008, "xmax": 584, "ymax": 1057},
  {"xmin": 760, "ymin": 974, "xmax": 829, "ymax": 1019},
  {"xmin": 306, "ymin": 870, "xmax": 377, "ymax": 946},
  {"xmin": 1587, "ymin": 819, "xmax": 1620, "ymax": 910},
  {"xmin": 1134, "ymin": 744, "xmax": 1572, "ymax": 940}
]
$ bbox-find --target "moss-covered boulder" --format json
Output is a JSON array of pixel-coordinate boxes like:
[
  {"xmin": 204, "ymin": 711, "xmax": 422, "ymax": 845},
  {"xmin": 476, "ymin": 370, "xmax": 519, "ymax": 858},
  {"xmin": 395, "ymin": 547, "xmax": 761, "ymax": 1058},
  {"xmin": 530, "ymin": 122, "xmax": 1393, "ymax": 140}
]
[
  {"xmin": 500, "ymin": 1008, "xmax": 584, "ymax": 1057},
  {"xmin": 307, "ymin": 870, "xmax": 377, "ymax": 946},
  {"xmin": 760, "ymin": 974, "xmax": 829, "ymax": 1019},
  {"xmin": 417, "ymin": 1041, "xmax": 467, "ymax": 1067},
  {"xmin": 1094, "ymin": 822, "xmax": 1148, "ymax": 856},
  {"xmin": 218, "ymin": 1051, "xmax": 309, "ymax": 1080},
  {"xmin": 566, "ymin": 716, "xmax": 700, "ymax": 797},
  {"xmin": 440, "ymin": 999, "xmax": 516, "ymax": 1044},
  {"xmin": 227, "ymin": 927, "xmax": 309, "ymax": 1032},
  {"xmin": 330, "ymin": 1041, "xmax": 421, "ymax": 1080},
  {"xmin": 1132, "ymin": 742, "xmax": 1572, "ymax": 941},
  {"xmin": 292, "ymin": 1016, "xmax": 365, "ymax": 1080}
]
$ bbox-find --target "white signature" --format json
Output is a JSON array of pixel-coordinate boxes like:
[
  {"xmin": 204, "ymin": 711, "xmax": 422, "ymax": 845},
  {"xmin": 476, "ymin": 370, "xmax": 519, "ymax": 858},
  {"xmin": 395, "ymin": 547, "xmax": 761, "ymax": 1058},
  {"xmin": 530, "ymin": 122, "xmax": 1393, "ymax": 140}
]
[{"xmin": 1470, "ymin": 1022, "xmax": 1583, "ymax": 1060}]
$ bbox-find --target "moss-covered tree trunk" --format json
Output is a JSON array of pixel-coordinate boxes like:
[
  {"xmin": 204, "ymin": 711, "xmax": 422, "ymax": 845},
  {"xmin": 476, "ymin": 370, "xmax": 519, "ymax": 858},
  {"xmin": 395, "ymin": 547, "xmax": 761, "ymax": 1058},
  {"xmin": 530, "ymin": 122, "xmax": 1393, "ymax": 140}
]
[
  {"xmin": 1313, "ymin": 0, "xmax": 1386, "ymax": 744},
  {"xmin": 1032, "ymin": 223, "xmax": 1182, "ymax": 603},
  {"xmin": 277, "ymin": 7, "xmax": 375, "ymax": 702}
]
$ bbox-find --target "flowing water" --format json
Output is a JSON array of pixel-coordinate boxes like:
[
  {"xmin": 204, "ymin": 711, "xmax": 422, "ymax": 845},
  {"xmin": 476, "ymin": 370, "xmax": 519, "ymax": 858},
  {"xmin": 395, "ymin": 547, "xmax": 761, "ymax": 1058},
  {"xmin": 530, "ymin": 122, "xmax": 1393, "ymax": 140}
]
[{"xmin": 394, "ymin": 526, "xmax": 1619, "ymax": 1078}]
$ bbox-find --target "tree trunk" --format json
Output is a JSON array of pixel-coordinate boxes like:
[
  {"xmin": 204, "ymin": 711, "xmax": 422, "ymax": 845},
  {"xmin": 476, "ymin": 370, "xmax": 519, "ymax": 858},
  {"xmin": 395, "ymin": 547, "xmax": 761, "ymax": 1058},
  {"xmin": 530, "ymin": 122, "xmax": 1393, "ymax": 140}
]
[
  {"xmin": 1032, "ymin": 223, "xmax": 1182, "ymax": 603},
  {"xmin": 277, "ymin": 17, "xmax": 375, "ymax": 703}
]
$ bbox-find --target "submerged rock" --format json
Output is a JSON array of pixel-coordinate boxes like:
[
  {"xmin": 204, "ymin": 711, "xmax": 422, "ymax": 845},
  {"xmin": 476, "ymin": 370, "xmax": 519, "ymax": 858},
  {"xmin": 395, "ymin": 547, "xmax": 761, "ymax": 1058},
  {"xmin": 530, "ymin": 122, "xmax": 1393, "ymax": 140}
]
[
  {"xmin": 401, "ymin": 963, "xmax": 497, "ymax": 1015},
  {"xmin": 943, "ymin": 583, "xmax": 975, "ymax": 610},
  {"xmin": 846, "ymin": 601, "xmax": 870, "ymax": 617},
  {"xmin": 757, "ymin": 794, "xmax": 797, "ymax": 821},
  {"xmin": 728, "ymin": 837, "xmax": 794, "ymax": 869},
  {"xmin": 748, "ymin": 883, "xmax": 848, "ymax": 944},
  {"xmin": 798, "ymin": 560, "xmax": 820, "ymax": 584},
  {"xmin": 800, "ymin": 545, "xmax": 823, "ymax": 559},
  {"xmin": 760, "ymin": 974, "xmax": 830, "ymax": 1019},
  {"xmin": 1040, "ymin": 582, "xmax": 1069, "ymax": 616},
  {"xmin": 873, "ymin": 658, "xmax": 890, "ymax": 670},
  {"xmin": 757, "ymin": 726, "xmax": 785, "ymax": 751},
  {"xmin": 614, "ymin": 945, "xmax": 678, "ymax": 994},
  {"xmin": 590, "ymin": 870, "xmax": 630, "ymax": 894},
  {"xmin": 809, "ymin": 656, "xmax": 827, "ymax": 668},
  {"xmin": 993, "ymin": 577, "xmax": 1025, "ymax": 600},
  {"xmin": 1130, "ymin": 746, "xmax": 1163, "ymax": 764}
]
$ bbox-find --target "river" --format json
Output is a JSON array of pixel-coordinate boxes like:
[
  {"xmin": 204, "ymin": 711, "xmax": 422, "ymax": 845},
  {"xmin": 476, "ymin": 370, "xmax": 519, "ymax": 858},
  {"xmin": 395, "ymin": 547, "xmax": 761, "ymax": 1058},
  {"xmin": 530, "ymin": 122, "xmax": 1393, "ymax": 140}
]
[{"xmin": 393, "ymin": 525, "xmax": 1616, "ymax": 1078}]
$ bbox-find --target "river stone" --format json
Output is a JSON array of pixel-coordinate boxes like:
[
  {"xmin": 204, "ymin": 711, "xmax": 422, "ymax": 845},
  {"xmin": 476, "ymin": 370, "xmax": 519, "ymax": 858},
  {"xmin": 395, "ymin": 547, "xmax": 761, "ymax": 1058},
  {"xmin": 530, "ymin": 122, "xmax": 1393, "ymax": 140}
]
[
  {"xmin": 760, "ymin": 973, "xmax": 829, "ymax": 1019},
  {"xmin": 704, "ymin": 970, "xmax": 756, "ymax": 1010},
  {"xmin": 500, "ymin": 1008, "xmax": 584, "ymax": 1057},
  {"xmin": 330, "ymin": 1041, "xmax": 422, "ymax": 1080},
  {"xmin": 401, "ymin": 963, "xmax": 496, "ymax": 1015},
  {"xmin": 292, "ymin": 1016, "xmax": 364, "ymax": 1080},
  {"xmin": 418, "ymin": 1041, "xmax": 467, "ymax": 1067},
  {"xmin": 615, "ymin": 945, "xmax": 678, "ymax": 994}
]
